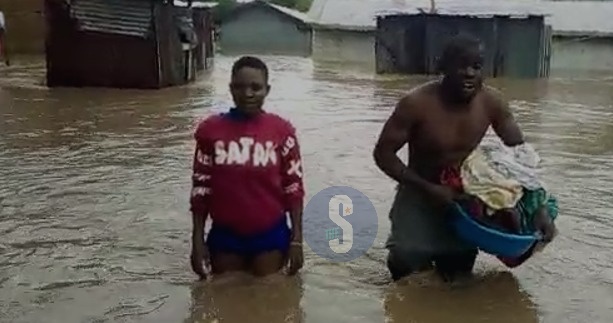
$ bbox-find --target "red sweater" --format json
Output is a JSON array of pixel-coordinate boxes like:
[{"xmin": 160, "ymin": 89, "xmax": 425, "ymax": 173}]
[{"xmin": 190, "ymin": 108, "xmax": 305, "ymax": 236}]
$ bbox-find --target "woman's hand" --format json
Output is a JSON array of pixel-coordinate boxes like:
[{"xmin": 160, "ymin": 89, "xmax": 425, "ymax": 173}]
[
  {"xmin": 191, "ymin": 234, "xmax": 210, "ymax": 280},
  {"xmin": 287, "ymin": 240, "xmax": 304, "ymax": 275}
]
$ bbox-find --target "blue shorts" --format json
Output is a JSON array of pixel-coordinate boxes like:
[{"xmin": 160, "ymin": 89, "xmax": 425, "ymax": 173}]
[{"xmin": 206, "ymin": 217, "xmax": 291, "ymax": 257}]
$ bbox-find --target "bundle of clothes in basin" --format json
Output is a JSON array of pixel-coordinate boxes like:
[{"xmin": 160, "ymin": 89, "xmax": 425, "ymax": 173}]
[{"xmin": 440, "ymin": 134, "xmax": 559, "ymax": 268}]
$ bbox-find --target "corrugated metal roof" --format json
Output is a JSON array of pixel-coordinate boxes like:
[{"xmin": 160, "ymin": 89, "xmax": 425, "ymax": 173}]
[
  {"xmin": 543, "ymin": 1, "xmax": 613, "ymax": 37},
  {"xmin": 379, "ymin": 1, "xmax": 549, "ymax": 18},
  {"xmin": 308, "ymin": 0, "xmax": 548, "ymax": 31},
  {"xmin": 268, "ymin": 3, "xmax": 312, "ymax": 23},
  {"xmin": 174, "ymin": 0, "xmax": 218, "ymax": 9},
  {"xmin": 70, "ymin": 0, "xmax": 153, "ymax": 38},
  {"xmin": 226, "ymin": 0, "xmax": 311, "ymax": 25}
]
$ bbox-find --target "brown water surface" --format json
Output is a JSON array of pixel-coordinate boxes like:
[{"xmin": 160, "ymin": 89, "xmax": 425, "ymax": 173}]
[{"xmin": 1, "ymin": 55, "xmax": 612, "ymax": 323}]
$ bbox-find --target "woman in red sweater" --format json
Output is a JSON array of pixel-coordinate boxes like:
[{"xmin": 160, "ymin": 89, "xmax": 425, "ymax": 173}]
[{"xmin": 190, "ymin": 56, "xmax": 305, "ymax": 279}]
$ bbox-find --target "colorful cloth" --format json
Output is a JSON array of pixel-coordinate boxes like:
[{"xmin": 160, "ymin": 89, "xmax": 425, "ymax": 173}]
[
  {"xmin": 515, "ymin": 188, "xmax": 559, "ymax": 235},
  {"xmin": 460, "ymin": 147, "xmax": 524, "ymax": 211},
  {"xmin": 440, "ymin": 140, "xmax": 559, "ymax": 268},
  {"xmin": 477, "ymin": 135, "xmax": 545, "ymax": 190},
  {"xmin": 190, "ymin": 108, "xmax": 305, "ymax": 236},
  {"xmin": 496, "ymin": 186, "xmax": 558, "ymax": 268}
]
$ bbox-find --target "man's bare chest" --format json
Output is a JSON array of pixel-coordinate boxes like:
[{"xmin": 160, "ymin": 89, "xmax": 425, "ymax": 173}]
[{"xmin": 413, "ymin": 106, "xmax": 491, "ymax": 154}]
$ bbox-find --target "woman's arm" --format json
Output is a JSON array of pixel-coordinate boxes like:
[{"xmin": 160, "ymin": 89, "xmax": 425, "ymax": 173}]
[
  {"xmin": 279, "ymin": 123, "xmax": 305, "ymax": 242},
  {"xmin": 190, "ymin": 137, "xmax": 213, "ymax": 279}
]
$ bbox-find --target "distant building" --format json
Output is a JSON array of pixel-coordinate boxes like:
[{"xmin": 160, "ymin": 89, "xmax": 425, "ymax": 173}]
[
  {"xmin": 219, "ymin": 0, "xmax": 312, "ymax": 56},
  {"xmin": 308, "ymin": 0, "xmax": 613, "ymax": 76},
  {"xmin": 307, "ymin": 0, "xmax": 382, "ymax": 67},
  {"xmin": 545, "ymin": 1, "xmax": 613, "ymax": 76},
  {"xmin": 44, "ymin": 0, "xmax": 215, "ymax": 89},
  {"xmin": 376, "ymin": 4, "xmax": 551, "ymax": 78}
]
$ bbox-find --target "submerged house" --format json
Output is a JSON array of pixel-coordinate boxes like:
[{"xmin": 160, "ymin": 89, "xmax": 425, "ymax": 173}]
[
  {"xmin": 219, "ymin": 0, "xmax": 312, "ymax": 56},
  {"xmin": 545, "ymin": 1, "xmax": 613, "ymax": 76},
  {"xmin": 175, "ymin": 0, "xmax": 217, "ymax": 70},
  {"xmin": 307, "ymin": 0, "xmax": 383, "ymax": 67},
  {"xmin": 376, "ymin": 4, "xmax": 551, "ymax": 78},
  {"xmin": 44, "ymin": 0, "xmax": 213, "ymax": 89}
]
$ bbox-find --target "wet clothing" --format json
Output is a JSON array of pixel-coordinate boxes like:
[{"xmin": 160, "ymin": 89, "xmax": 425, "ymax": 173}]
[
  {"xmin": 460, "ymin": 147, "xmax": 524, "ymax": 210},
  {"xmin": 207, "ymin": 216, "xmax": 292, "ymax": 257},
  {"xmin": 190, "ymin": 107, "xmax": 304, "ymax": 240},
  {"xmin": 386, "ymin": 135, "xmax": 560, "ymax": 279},
  {"xmin": 440, "ymin": 139, "xmax": 560, "ymax": 268},
  {"xmin": 496, "ymin": 188, "xmax": 559, "ymax": 267},
  {"xmin": 385, "ymin": 182, "xmax": 478, "ymax": 281}
]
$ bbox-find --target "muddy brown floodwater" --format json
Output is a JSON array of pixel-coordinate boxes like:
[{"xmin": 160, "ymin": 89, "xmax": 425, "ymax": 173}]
[{"xmin": 1, "ymin": 55, "xmax": 612, "ymax": 323}]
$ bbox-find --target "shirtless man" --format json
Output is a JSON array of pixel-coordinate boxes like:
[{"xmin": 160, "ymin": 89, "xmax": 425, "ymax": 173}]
[{"xmin": 373, "ymin": 34, "xmax": 525, "ymax": 282}]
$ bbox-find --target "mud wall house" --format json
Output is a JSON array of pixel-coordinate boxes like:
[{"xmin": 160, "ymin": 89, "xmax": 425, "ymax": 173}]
[
  {"xmin": 219, "ymin": 0, "xmax": 312, "ymax": 56},
  {"xmin": 545, "ymin": 1, "xmax": 613, "ymax": 76},
  {"xmin": 44, "ymin": 0, "xmax": 202, "ymax": 89},
  {"xmin": 375, "ymin": 4, "xmax": 551, "ymax": 78}
]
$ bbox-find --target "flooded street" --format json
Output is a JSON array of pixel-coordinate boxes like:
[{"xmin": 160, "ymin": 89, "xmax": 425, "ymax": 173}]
[{"xmin": 1, "ymin": 55, "xmax": 612, "ymax": 323}]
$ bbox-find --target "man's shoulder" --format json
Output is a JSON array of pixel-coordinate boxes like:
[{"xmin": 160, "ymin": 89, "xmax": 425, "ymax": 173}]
[
  {"xmin": 396, "ymin": 81, "xmax": 437, "ymax": 114},
  {"xmin": 481, "ymin": 85, "xmax": 505, "ymax": 104},
  {"xmin": 479, "ymin": 85, "xmax": 512, "ymax": 123}
]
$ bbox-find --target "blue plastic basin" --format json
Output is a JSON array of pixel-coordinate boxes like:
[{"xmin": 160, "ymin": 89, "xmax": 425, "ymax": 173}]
[{"xmin": 451, "ymin": 203, "xmax": 540, "ymax": 258}]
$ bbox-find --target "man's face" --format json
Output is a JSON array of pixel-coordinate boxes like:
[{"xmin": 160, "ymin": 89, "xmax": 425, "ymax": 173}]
[
  {"xmin": 229, "ymin": 67, "xmax": 269, "ymax": 115},
  {"xmin": 445, "ymin": 49, "xmax": 484, "ymax": 101}
]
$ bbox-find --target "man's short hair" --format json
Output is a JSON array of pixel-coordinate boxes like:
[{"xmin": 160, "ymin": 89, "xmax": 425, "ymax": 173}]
[{"xmin": 437, "ymin": 33, "xmax": 483, "ymax": 72}]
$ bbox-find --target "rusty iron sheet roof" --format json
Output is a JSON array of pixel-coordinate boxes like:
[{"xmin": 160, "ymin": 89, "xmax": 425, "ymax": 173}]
[{"xmin": 70, "ymin": 0, "xmax": 153, "ymax": 38}]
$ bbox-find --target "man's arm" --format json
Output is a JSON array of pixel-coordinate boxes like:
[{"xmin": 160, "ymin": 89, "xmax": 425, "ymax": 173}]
[
  {"xmin": 279, "ymin": 123, "xmax": 305, "ymax": 243},
  {"xmin": 372, "ymin": 96, "xmax": 436, "ymax": 193},
  {"xmin": 488, "ymin": 88, "xmax": 525, "ymax": 147}
]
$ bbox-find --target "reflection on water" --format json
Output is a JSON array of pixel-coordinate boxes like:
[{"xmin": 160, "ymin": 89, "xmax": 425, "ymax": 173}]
[
  {"xmin": 1, "ymin": 55, "xmax": 612, "ymax": 323},
  {"xmin": 385, "ymin": 271, "xmax": 538, "ymax": 323},
  {"xmin": 186, "ymin": 274, "xmax": 304, "ymax": 323}
]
